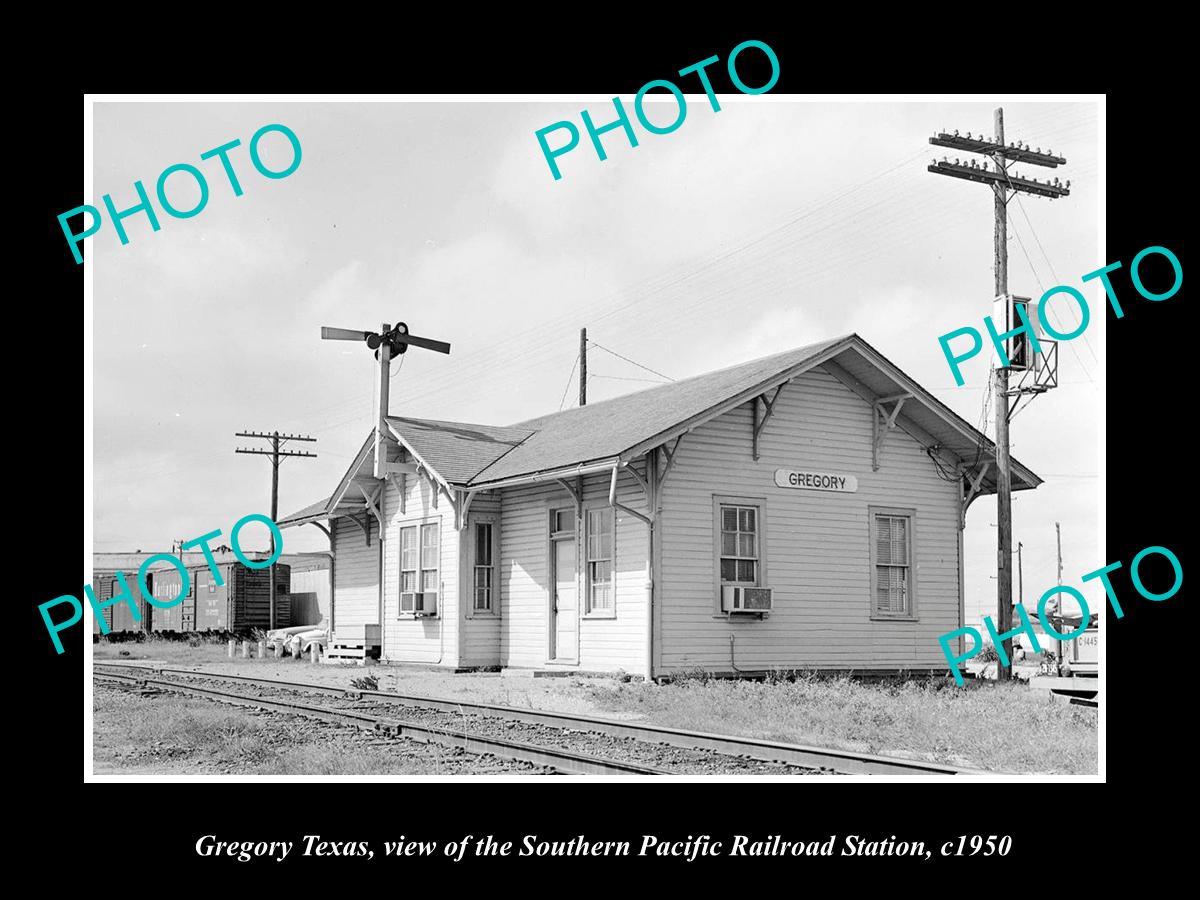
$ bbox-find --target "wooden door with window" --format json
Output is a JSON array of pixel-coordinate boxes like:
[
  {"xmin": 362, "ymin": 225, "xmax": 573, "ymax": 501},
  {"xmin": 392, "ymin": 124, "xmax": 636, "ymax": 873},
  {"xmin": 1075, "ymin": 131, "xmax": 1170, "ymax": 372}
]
[{"xmin": 549, "ymin": 508, "xmax": 578, "ymax": 662}]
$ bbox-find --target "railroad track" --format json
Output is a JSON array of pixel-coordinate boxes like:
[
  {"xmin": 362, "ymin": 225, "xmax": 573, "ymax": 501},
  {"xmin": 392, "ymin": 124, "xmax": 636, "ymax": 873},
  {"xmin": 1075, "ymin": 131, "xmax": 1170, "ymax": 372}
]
[
  {"xmin": 94, "ymin": 671, "xmax": 664, "ymax": 776},
  {"xmin": 94, "ymin": 663, "xmax": 981, "ymax": 776}
]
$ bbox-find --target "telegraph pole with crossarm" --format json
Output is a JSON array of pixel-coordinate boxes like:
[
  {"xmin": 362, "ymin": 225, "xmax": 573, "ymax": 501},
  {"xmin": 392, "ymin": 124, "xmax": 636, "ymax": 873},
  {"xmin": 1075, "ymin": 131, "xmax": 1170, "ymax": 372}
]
[
  {"xmin": 927, "ymin": 108, "xmax": 1069, "ymax": 681},
  {"xmin": 235, "ymin": 430, "xmax": 317, "ymax": 629}
]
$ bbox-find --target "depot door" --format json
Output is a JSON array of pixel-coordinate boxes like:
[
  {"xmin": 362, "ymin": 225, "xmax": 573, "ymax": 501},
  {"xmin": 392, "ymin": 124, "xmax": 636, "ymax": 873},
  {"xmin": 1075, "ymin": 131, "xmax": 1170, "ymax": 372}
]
[{"xmin": 550, "ymin": 509, "xmax": 578, "ymax": 662}]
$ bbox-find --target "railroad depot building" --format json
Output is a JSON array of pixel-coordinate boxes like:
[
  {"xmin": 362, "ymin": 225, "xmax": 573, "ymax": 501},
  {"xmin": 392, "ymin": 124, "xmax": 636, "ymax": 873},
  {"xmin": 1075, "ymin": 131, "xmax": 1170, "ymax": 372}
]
[{"xmin": 280, "ymin": 334, "xmax": 1040, "ymax": 679}]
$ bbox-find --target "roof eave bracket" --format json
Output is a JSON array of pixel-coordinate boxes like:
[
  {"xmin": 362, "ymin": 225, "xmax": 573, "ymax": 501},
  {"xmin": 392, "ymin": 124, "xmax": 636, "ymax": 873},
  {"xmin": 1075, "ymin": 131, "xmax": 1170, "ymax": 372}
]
[
  {"xmin": 751, "ymin": 383, "xmax": 786, "ymax": 461},
  {"xmin": 961, "ymin": 461, "xmax": 991, "ymax": 527},
  {"xmin": 872, "ymin": 393, "xmax": 913, "ymax": 471}
]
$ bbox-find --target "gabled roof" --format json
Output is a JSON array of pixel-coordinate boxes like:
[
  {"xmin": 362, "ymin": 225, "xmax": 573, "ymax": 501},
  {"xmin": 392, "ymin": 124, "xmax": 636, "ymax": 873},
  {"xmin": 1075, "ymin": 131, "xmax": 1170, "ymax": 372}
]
[
  {"xmin": 280, "ymin": 333, "xmax": 1040, "ymax": 526},
  {"xmin": 276, "ymin": 497, "xmax": 332, "ymax": 529},
  {"xmin": 386, "ymin": 416, "xmax": 533, "ymax": 485},
  {"xmin": 277, "ymin": 433, "xmax": 382, "ymax": 529},
  {"xmin": 472, "ymin": 336, "xmax": 850, "ymax": 484}
]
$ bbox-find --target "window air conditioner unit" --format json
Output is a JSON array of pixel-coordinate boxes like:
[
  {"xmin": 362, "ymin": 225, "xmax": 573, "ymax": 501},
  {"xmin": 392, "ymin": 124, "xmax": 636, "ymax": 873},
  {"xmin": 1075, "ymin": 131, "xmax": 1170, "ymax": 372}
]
[
  {"xmin": 400, "ymin": 592, "xmax": 438, "ymax": 616},
  {"xmin": 722, "ymin": 586, "xmax": 772, "ymax": 613}
]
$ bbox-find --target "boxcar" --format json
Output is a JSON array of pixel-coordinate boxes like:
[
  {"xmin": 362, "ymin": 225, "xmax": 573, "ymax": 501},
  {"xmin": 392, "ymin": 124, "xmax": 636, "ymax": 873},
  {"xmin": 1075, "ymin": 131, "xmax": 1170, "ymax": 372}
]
[
  {"xmin": 149, "ymin": 561, "xmax": 290, "ymax": 633},
  {"xmin": 91, "ymin": 572, "xmax": 150, "ymax": 633}
]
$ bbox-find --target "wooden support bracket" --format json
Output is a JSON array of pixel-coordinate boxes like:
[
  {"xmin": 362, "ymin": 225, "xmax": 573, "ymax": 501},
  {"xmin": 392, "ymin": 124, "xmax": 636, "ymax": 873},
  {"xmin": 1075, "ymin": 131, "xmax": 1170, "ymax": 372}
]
[
  {"xmin": 609, "ymin": 464, "xmax": 654, "ymax": 525},
  {"xmin": 961, "ymin": 461, "xmax": 991, "ymax": 527},
  {"xmin": 752, "ymin": 384, "xmax": 785, "ymax": 461},
  {"xmin": 350, "ymin": 512, "xmax": 371, "ymax": 546},
  {"xmin": 659, "ymin": 435, "xmax": 683, "ymax": 490},
  {"xmin": 455, "ymin": 490, "xmax": 478, "ymax": 531},
  {"xmin": 624, "ymin": 462, "xmax": 650, "ymax": 498},
  {"xmin": 356, "ymin": 484, "xmax": 383, "ymax": 526},
  {"xmin": 383, "ymin": 461, "xmax": 418, "ymax": 476},
  {"xmin": 413, "ymin": 464, "xmax": 438, "ymax": 509},
  {"xmin": 614, "ymin": 502, "xmax": 653, "ymax": 527},
  {"xmin": 553, "ymin": 478, "xmax": 582, "ymax": 516},
  {"xmin": 872, "ymin": 393, "xmax": 913, "ymax": 471}
]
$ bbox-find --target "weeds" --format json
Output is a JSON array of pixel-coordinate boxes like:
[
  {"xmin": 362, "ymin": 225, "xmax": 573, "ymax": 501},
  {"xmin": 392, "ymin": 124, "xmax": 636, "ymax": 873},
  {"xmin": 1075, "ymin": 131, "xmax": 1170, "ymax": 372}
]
[{"xmin": 585, "ymin": 673, "xmax": 1095, "ymax": 773}]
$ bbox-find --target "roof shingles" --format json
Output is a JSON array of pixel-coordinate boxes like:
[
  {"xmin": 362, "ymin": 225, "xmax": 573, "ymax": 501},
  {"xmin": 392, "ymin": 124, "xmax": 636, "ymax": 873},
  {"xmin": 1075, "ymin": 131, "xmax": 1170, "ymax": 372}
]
[{"xmin": 280, "ymin": 333, "xmax": 1039, "ymax": 524}]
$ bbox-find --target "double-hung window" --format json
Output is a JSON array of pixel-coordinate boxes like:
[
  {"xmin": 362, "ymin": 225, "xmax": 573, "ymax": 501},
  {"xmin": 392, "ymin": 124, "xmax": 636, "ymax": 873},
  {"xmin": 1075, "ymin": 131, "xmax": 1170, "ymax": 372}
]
[
  {"xmin": 420, "ymin": 523, "xmax": 440, "ymax": 602},
  {"xmin": 400, "ymin": 522, "xmax": 440, "ymax": 614},
  {"xmin": 871, "ymin": 508, "xmax": 915, "ymax": 618},
  {"xmin": 400, "ymin": 526, "xmax": 419, "ymax": 595},
  {"xmin": 473, "ymin": 521, "xmax": 494, "ymax": 613},
  {"xmin": 585, "ymin": 508, "xmax": 614, "ymax": 614},
  {"xmin": 719, "ymin": 504, "xmax": 759, "ymax": 585}
]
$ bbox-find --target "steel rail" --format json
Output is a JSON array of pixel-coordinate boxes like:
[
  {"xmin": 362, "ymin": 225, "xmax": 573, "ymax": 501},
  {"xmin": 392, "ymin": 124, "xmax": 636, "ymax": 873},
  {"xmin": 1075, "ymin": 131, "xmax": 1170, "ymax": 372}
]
[
  {"xmin": 94, "ymin": 663, "xmax": 982, "ymax": 775},
  {"xmin": 94, "ymin": 672, "xmax": 666, "ymax": 776}
]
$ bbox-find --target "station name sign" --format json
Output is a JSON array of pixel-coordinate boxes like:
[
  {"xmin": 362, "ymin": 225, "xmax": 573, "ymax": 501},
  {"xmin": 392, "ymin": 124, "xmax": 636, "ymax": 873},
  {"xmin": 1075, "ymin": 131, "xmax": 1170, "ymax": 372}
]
[{"xmin": 774, "ymin": 469, "xmax": 858, "ymax": 492}]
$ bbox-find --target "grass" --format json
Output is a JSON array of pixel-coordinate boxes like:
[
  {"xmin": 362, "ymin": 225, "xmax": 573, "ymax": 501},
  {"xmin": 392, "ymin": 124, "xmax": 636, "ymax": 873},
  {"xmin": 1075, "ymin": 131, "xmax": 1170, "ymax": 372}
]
[
  {"xmin": 585, "ymin": 671, "xmax": 1096, "ymax": 774},
  {"xmin": 93, "ymin": 687, "xmax": 475, "ymax": 775},
  {"xmin": 93, "ymin": 634, "xmax": 296, "ymax": 666}
]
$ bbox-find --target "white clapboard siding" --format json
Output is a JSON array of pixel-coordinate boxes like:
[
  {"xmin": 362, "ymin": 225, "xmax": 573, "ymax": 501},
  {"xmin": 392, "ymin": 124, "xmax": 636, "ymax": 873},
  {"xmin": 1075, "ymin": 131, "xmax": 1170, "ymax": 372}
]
[
  {"xmin": 657, "ymin": 365, "xmax": 961, "ymax": 672},
  {"xmin": 380, "ymin": 468, "xmax": 459, "ymax": 665},
  {"xmin": 331, "ymin": 513, "xmax": 379, "ymax": 628},
  {"xmin": 500, "ymin": 470, "xmax": 649, "ymax": 673},
  {"xmin": 461, "ymin": 492, "xmax": 502, "ymax": 667}
]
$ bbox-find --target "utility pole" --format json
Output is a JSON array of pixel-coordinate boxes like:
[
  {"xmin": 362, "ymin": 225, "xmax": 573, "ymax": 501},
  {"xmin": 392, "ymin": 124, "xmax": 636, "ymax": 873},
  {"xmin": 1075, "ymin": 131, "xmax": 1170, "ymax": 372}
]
[
  {"xmin": 992, "ymin": 109, "xmax": 1014, "ymax": 681},
  {"xmin": 579, "ymin": 327, "xmax": 588, "ymax": 407},
  {"xmin": 1016, "ymin": 541, "xmax": 1023, "ymax": 606},
  {"xmin": 1055, "ymin": 522, "xmax": 1063, "ymax": 584},
  {"xmin": 235, "ymin": 430, "xmax": 317, "ymax": 629},
  {"xmin": 1056, "ymin": 521, "xmax": 1064, "ymax": 663},
  {"xmin": 928, "ymin": 109, "xmax": 1069, "ymax": 681}
]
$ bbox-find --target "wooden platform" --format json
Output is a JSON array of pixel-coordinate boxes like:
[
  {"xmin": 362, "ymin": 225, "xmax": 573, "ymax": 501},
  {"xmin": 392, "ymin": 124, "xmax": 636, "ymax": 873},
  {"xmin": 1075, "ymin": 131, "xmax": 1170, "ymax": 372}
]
[{"xmin": 323, "ymin": 624, "xmax": 381, "ymax": 666}]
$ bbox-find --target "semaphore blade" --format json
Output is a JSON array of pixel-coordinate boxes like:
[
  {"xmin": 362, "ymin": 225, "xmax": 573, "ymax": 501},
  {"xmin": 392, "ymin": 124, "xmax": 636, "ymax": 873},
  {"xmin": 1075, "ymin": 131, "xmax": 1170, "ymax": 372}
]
[
  {"xmin": 397, "ymin": 333, "xmax": 451, "ymax": 354},
  {"xmin": 321, "ymin": 326, "xmax": 370, "ymax": 341}
]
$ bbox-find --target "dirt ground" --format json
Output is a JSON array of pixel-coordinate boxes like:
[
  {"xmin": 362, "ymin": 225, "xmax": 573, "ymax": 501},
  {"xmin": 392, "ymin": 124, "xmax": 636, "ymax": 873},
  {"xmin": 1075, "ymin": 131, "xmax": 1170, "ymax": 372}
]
[
  {"xmin": 92, "ymin": 680, "xmax": 537, "ymax": 775},
  {"xmin": 93, "ymin": 642, "xmax": 644, "ymax": 719},
  {"xmin": 92, "ymin": 642, "xmax": 1096, "ymax": 774}
]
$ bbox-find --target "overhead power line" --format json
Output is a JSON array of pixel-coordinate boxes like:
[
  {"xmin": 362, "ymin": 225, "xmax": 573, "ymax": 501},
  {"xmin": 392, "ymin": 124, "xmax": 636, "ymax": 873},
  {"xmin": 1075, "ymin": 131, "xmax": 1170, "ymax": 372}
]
[
  {"xmin": 558, "ymin": 354, "xmax": 580, "ymax": 411},
  {"xmin": 588, "ymin": 340, "xmax": 675, "ymax": 382}
]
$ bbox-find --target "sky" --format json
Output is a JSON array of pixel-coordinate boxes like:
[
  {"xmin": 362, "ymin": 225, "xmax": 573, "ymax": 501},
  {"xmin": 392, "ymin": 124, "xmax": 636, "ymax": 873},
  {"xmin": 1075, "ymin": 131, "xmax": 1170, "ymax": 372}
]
[{"xmin": 91, "ymin": 97, "xmax": 1102, "ymax": 623}]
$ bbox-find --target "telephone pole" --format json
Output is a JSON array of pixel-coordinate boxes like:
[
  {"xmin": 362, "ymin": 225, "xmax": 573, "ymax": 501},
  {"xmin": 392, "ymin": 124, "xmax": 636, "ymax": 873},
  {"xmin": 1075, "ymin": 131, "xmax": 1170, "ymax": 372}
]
[
  {"xmin": 928, "ymin": 108, "xmax": 1069, "ymax": 681},
  {"xmin": 1056, "ymin": 521, "xmax": 1064, "ymax": 663},
  {"xmin": 1016, "ymin": 541, "xmax": 1023, "ymax": 606},
  {"xmin": 1055, "ymin": 522, "xmax": 1063, "ymax": 584},
  {"xmin": 235, "ymin": 430, "xmax": 317, "ymax": 629},
  {"xmin": 579, "ymin": 327, "xmax": 588, "ymax": 407}
]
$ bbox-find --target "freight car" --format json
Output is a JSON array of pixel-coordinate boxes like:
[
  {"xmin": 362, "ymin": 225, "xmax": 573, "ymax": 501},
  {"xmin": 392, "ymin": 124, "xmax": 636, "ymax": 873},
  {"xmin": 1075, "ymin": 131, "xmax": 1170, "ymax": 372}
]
[
  {"xmin": 90, "ymin": 570, "xmax": 150, "ymax": 633},
  {"xmin": 149, "ymin": 561, "xmax": 291, "ymax": 633},
  {"xmin": 92, "ymin": 552, "xmax": 291, "ymax": 635}
]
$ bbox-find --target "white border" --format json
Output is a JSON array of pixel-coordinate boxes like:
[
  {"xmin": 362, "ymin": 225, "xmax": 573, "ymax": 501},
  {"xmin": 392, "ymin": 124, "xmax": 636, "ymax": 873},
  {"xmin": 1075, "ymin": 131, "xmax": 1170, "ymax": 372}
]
[{"xmin": 84, "ymin": 92, "xmax": 1105, "ymax": 786}]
